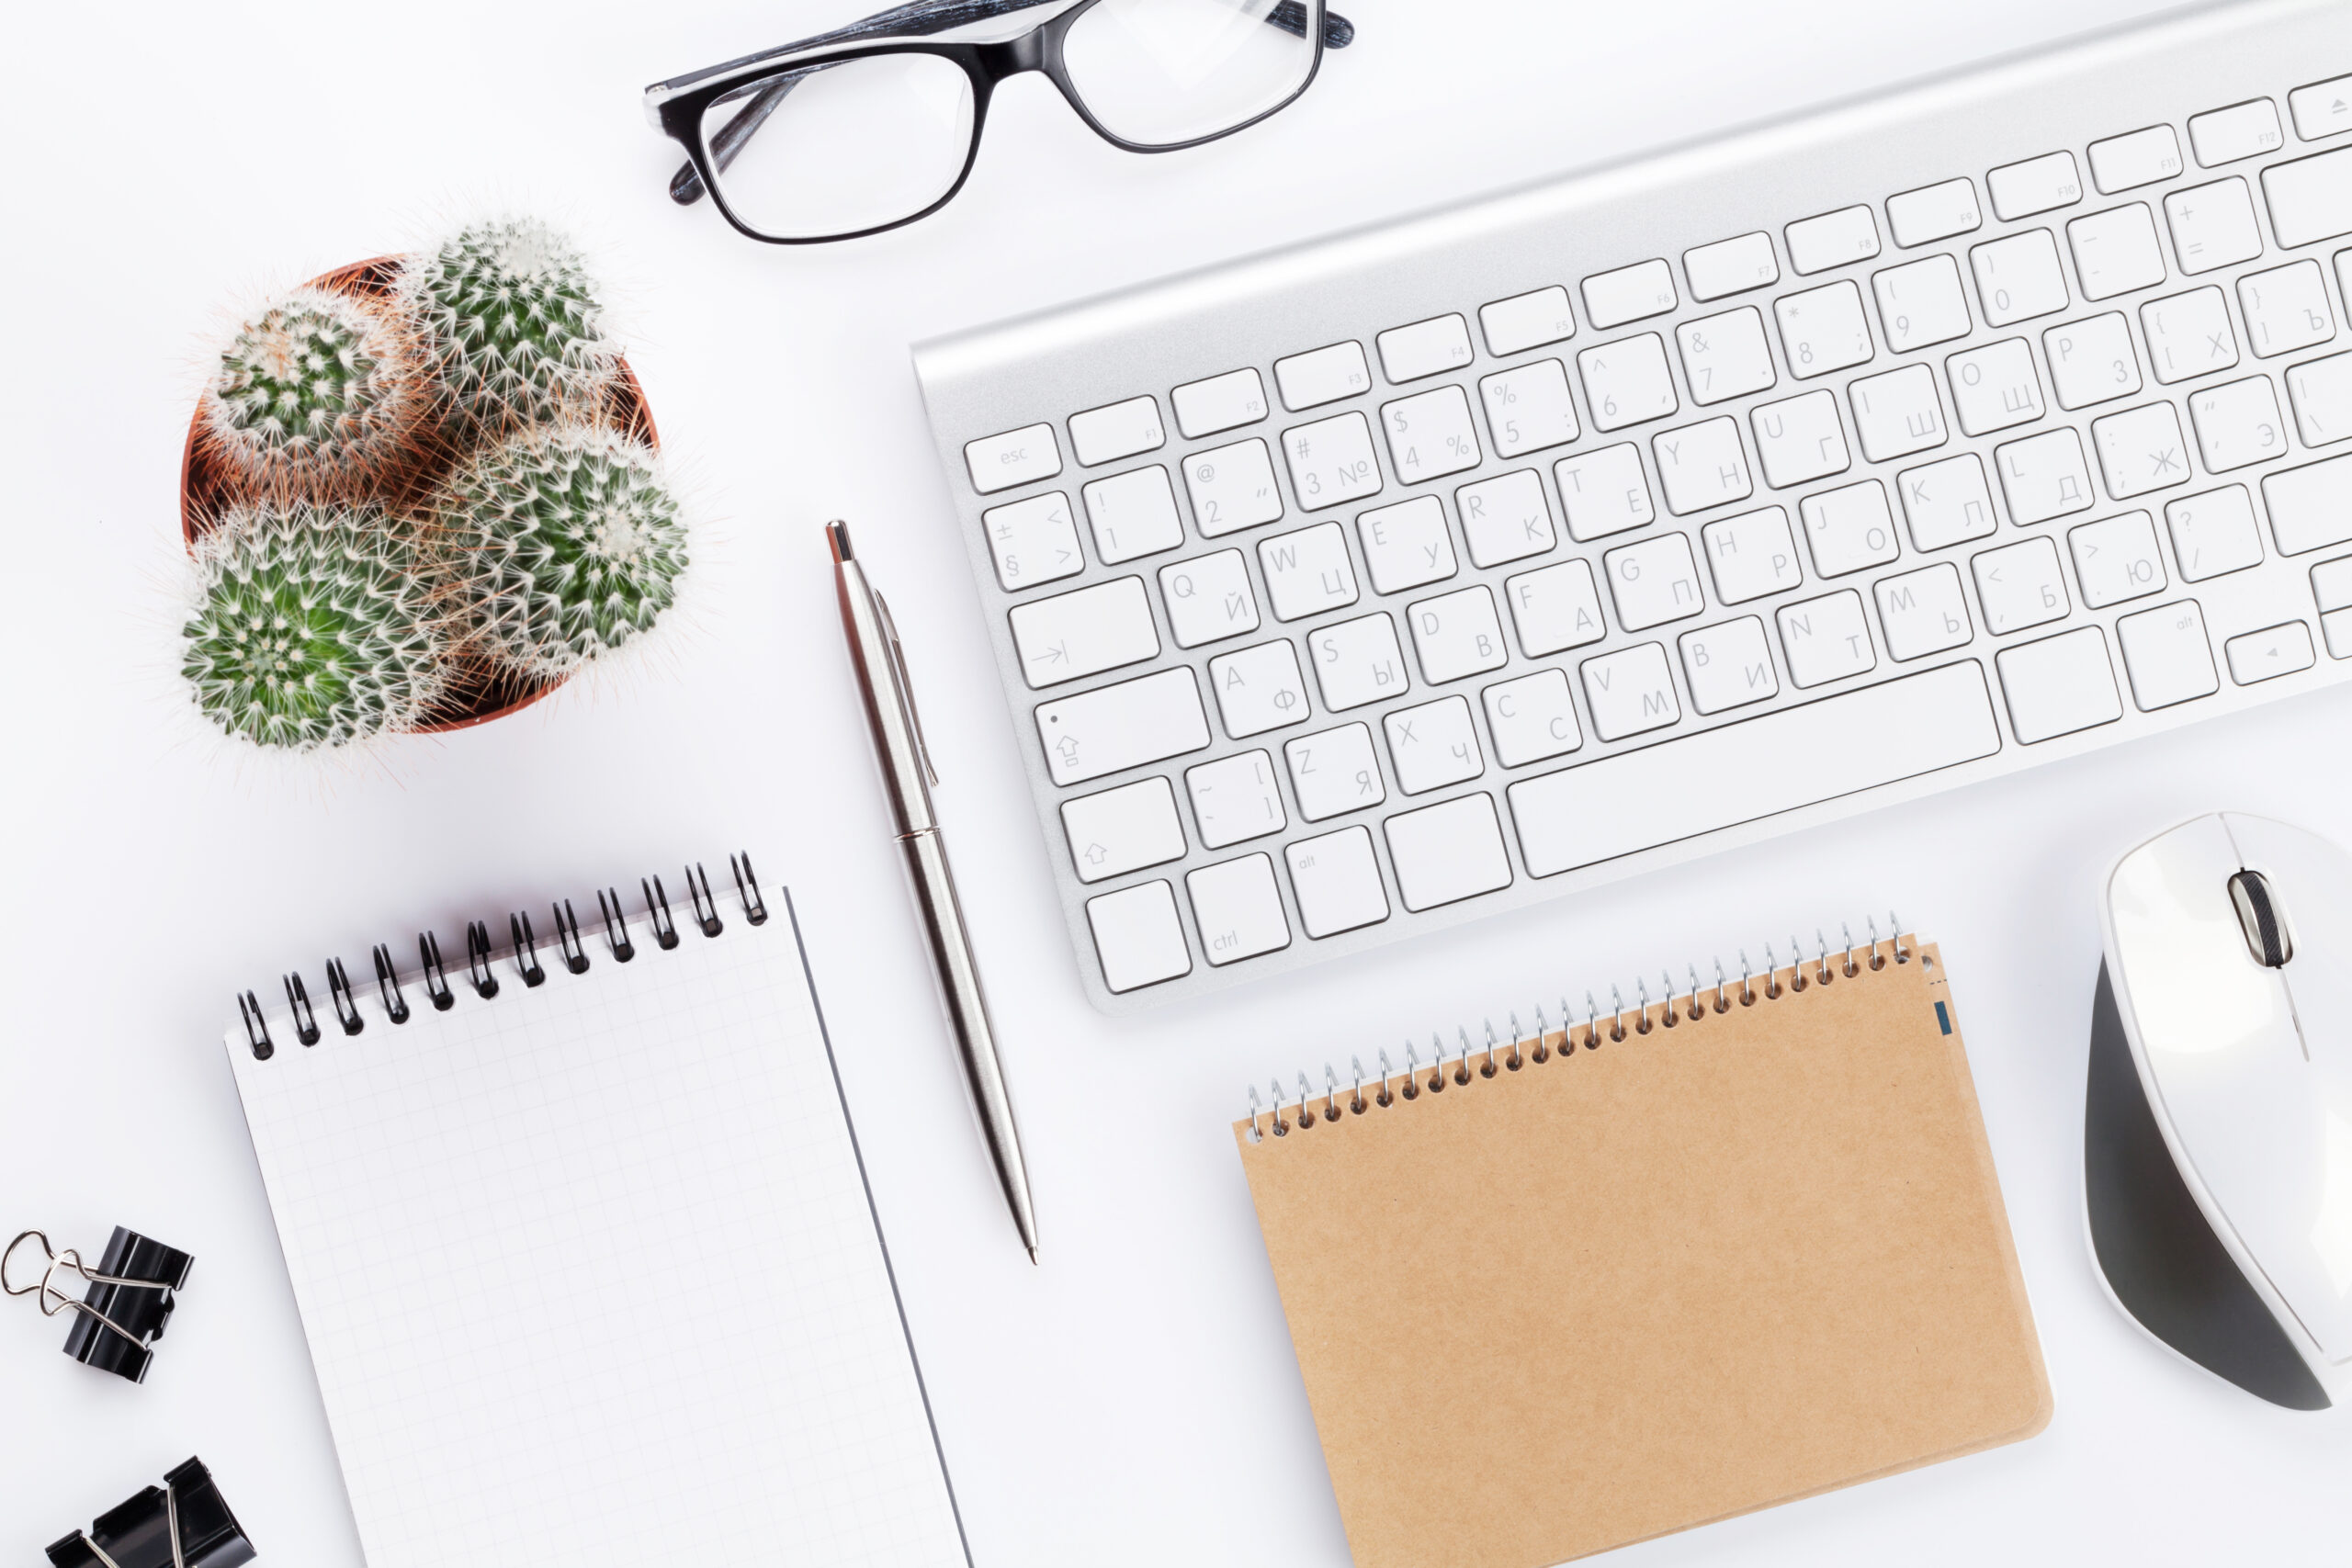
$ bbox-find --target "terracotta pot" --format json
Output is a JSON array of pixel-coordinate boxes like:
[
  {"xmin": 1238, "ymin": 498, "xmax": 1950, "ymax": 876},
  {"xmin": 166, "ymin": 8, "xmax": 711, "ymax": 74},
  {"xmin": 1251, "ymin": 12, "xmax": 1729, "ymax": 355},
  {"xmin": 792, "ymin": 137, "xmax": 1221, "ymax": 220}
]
[{"xmin": 179, "ymin": 255, "xmax": 661, "ymax": 735}]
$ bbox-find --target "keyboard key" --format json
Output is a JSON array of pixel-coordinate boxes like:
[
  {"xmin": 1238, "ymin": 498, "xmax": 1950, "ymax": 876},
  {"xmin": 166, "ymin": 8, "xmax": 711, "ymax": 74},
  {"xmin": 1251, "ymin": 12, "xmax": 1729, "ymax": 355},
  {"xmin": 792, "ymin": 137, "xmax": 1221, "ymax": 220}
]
[
  {"xmin": 2068, "ymin": 511, "xmax": 2166, "ymax": 608},
  {"xmin": 1676, "ymin": 306, "xmax": 1778, "ymax": 405},
  {"xmin": 1037, "ymin": 667, "xmax": 1213, "ymax": 786},
  {"xmin": 2088, "ymin": 125, "xmax": 2185, "ymax": 193},
  {"xmin": 1604, "ymin": 532, "xmax": 1706, "ymax": 630},
  {"xmin": 1581, "ymin": 642, "xmax": 1681, "ymax": 739},
  {"xmin": 1061, "ymin": 776, "xmax": 1186, "ymax": 883},
  {"xmin": 1887, "ymin": 177, "xmax": 1984, "ymax": 246},
  {"xmin": 2116, "ymin": 600, "xmax": 2219, "ymax": 709},
  {"xmin": 1799, "ymin": 480, "xmax": 1900, "ymax": 577},
  {"xmin": 2287, "ymin": 351, "xmax": 2352, "ymax": 445},
  {"xmin": 1010, "ymin": 576, "xmax": 1159, "ymax": 688},
  {"xmin": 1171, "ymin": 369, "xmax": 1269, "ymax": 439},
  {"xmin": 1997, "ymin": 626, "xmax": 2123, "ymax": 741},
  {"xmin": 1408, "ymin": 585, "xmax": 1510, "ymax": 682},
  {"xmin": 1182, "ymin": 437, "xmax": 1284, "ymax": 536},
  {"xmin": 1973, "ymin": 535, "xmax": 2071, "ymax": 634},
  {"xmin": 2068, "ymin": 204, "xmax": 2168, "ymax": 299},
  {"xmin": 1285, "ymin": 722, "xmax": 1385, "ymax": 820},
  {"xmin": 1481, "ymin": 668, "xmax": 1584, "ymax": 763},
  {"xmin": 2238, "ymin": 260, "xmax": 2335, "ymax": 356},
  {"xmin": 1777, "ymin": 590, "xmax": 1876, "ymax": 686},
  {"xmin": 1284, "ymin": 827, "xmax": 1390, "ymax": 938},
  {"xmin": 2225, "ymin": 621, "xmax": 2316, "ymax": 683},
  {"xmin": 1785, "ymin": 205, "xmax": 1882, "ymax": 275},
  {"xmin": 1995, "ymin": 426, "xmax": 2095, "ymax": 524},
  {"xmin": 1069, "ymin": 395, "xmax": 1166, "ymax": 466},
  {"xmin": 2329, "ymin": 609, "xmax": 2352, "ymax": 659},
  {"xmin": 1308, "ymin": 613, "xmax": 1411, "ymax": 709},
  {"xmin": 2312, "ymin": 556, "xmax": 2352, "ymax": 611},
  {"xmin": 1750, "ymin": 389, "xmax": 1849, "ymax": 488},
  {"xmin": 1970, "ymin": 230, "xmax": 2069, "ymax": 325},
  {"xmin": 1159, "ymin": 548, "xmax": 1261, "ymax": 647},
  {"xmin": 1946, "ymin": 337, "xmax": 2044, "ymax": 434},
  {"xmin": 2141, "ymin": 286, "xmax": 2238, "ymax": 383},
  {"xmin": 1582, "ymin": 259, "xmax": 1679, "ymax": 329},
  {"xmin": 1082, "ymin": 465, "xmax": 1185, "ymax": 562},
  {"xmin": 2262, "ymin": 147, "xmax": 2352, "ymax": 247},
  {"xmin": 1775, "ymin": 281, "xmax": 1874, "ymax": 378},
  {"xmin": 1274, "ymin": 341, "xmax": 1373, "ymax": 411},
  {"xmin": 1554, "ymin": 444, "xmax": 1657, "ymax": 538},
  {"xmin": 2043, "ymin": 313, "xmax": 2143, "ymax": 409},
  {"xmin": 1258, "ymin": 521, "xmax": 1359, "ymax": 620},
  {"xmin": 2188, "ymin": 376, "xmax": 2288, "ymax": 472},
  {"xmin": 1382, "ymin": 385, "xmax": 1483, "ymax": 484},
  {"xmin": 1507, "ymin": 662, "xmax": 2000, "ymax": 876},
  {"xmin": 2165, "ymin": 178, "xmax": 2264, "ymax": 275},
  {"xmin": 1679, "ymin": 616, "xmax": 1780, "ymax": 713},
  {"xmin": 1187, "ymin": 854, "xmax": 1290, "ymax": 965},
  {"xmin": 2165, "ymin": 486, "xmax": 2265, "ymax": 581},
  {"xmin": 2188, "ymin": 99, "xmax": 2283, "ymax": 166},
  {"xmin": 1987, "ymin": 152, "xmax": 2085, "ymax": 219},
  {"xmin": 1282, "ymin": 411, "xmax": 1383, "ymax": 509},
  {"xmin": 1478, "ymin": 358, "xmax": 1580, "ymax": 456},
  {"xmin": 1871, "ymin": 254, "xmax": 1973, "ymax": 353},
  {"xmin": 1701, "ymin": 505, "xmax": 1803, "ymax": 604},
  {"xmin": 1086, "ymin": 880, "xmax": 1191, "ymax": 992},
  {"xmin": 1385, "ymin": 695, "xmax": 1484, "ymax": 794},
  {"xmin": 1185, "ymin": 750, "xmax": 1285, "ymax": 848},
  {"xmin": 1874, "ymin": 562, "xmax": 1973, "ymax": 660},
  {"xmin": 1579, "ymin": 333, "xmax": 1679, "ymax": 429},
  {"xmin": 2091, "ymin": 401, "xmax": 2192, "ymax": 500},
  {"xmin": 1208, "ymin": 638, "xmax": 1312, "ymax": 737},
  {"xmin": 1356, "ymin": 495, "xmax": 1457, "ymax": 594},
  {"xmin": 965, "ymin": 422, "xmax": 1061, "ymax": 493},
  {"xmin": 1384, "ymin": 794, "xmax": 1513, "ymax": 911},
  {"xmin": 1848, "ymin": 364, "xmax": 1949, "ymax": 461},
  {"xmin": 1377, "ymin": 314, "xmax": 1475, "ymax": 383},
  {"xmin": 1898, "ymin": 453, "xmax": 1998, "ymax": 550},
  {"xmin": 982, "ymin": 491, "xmax": 1083, "ymax": 590},
  {"xmin": 2262, "ymin": 455, "xmax": 2352, "ymax": 554},
  {"xmin": 1504, "ymin": 559, "xmax": 1608, "ymax": 656},
  {"xmin": 1652, "ymin": 416, "xmax": 1754, "ymax": 513},
  {"xmin": 1684, "ymin": 232, "xmax": 1780, "ymax": 300},
  {"xmin": 2290, "ymin": 75, "xmax": 2352, "ymax": 140},
  {"xmin": 1479, "ymin": 287, "xmax": 1577, "ymax": 356},
  {"xmin": 1456, "ymin": 469, "xmax": 1556, "ymax": 567}
]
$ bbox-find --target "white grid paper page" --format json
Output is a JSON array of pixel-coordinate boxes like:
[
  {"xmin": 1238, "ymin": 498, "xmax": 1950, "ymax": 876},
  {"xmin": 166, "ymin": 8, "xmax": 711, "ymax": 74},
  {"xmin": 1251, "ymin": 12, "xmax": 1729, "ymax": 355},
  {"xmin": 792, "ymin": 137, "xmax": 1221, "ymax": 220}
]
[{"xmin": 225, "ymin": 897, "xmax": 966, "ymax": 1568}]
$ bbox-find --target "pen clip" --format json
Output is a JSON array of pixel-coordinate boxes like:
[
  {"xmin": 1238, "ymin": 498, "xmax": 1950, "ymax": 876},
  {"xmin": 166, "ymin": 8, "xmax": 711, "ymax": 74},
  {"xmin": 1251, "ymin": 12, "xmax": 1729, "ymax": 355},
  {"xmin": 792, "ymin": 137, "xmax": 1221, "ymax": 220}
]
[{"xmin": 872, "ymin": 590, "xmax": 939, "ymax": 789}]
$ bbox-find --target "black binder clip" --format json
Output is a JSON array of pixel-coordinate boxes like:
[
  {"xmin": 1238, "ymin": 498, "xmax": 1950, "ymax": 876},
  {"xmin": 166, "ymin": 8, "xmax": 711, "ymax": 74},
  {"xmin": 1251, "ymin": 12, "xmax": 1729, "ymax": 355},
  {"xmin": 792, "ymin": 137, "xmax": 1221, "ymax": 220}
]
[
  {"xmin": 5, "ymin": 1227, "xmax": 194, "ymax": 1383},
  {"xmin": 47, "ymin": 1457, "xmax": 254, "ymax": 1568}
]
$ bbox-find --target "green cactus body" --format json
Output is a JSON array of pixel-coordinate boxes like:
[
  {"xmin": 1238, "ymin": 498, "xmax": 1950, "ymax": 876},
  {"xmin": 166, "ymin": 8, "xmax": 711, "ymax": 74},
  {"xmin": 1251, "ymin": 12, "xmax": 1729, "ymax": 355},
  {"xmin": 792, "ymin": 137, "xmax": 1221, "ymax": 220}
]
[
  {"xmin": 182, "ymin": 504, "xmax": 450, "ymax": 750},
  {"xmin": 401, "ymin": 220, "xmax": 617, "ymax": 430},
  {"xmin": 199, "ymin": 288, "xmax": 425, "ymax": 498},
  {"xmin": 440, "ymin": 425, "xmax": 687, "ymax": 678}
]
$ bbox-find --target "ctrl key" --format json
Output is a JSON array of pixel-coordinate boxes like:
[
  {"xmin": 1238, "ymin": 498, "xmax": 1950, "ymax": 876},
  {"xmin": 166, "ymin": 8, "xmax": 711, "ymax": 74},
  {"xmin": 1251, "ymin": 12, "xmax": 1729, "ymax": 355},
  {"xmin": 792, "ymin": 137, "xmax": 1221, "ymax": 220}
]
[{"xmin": 1086, "ymin": 881, "xmax": 1193, "ymax": 993}]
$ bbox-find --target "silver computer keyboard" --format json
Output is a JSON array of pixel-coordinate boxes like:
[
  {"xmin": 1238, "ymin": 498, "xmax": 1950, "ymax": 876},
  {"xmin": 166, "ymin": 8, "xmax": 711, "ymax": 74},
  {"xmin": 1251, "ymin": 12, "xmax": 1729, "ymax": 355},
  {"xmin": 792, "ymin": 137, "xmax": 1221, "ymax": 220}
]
[{"xmin": 915, "ymin": 0, "xmax": 2352, "ymax": 1012}]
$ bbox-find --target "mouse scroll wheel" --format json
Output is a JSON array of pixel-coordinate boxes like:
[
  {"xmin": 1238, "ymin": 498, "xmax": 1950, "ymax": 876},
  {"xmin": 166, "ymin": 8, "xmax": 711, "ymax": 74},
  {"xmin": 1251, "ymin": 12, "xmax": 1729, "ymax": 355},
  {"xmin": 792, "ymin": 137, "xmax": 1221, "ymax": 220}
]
[{"xmin": 2228, "ymin": 870, "xmax": 2293, "ymax": 968}]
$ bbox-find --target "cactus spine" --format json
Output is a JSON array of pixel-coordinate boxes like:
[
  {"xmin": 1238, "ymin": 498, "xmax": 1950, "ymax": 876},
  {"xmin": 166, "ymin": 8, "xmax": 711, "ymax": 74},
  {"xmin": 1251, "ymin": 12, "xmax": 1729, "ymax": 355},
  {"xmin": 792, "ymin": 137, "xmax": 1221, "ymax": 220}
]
[
  {"xmin": 400, "ymin": 219, "xmax": 618, "ymax": 430},
  {"xmin": 198, "ymin": 288, "xmax": 427, "ymax": 500}
]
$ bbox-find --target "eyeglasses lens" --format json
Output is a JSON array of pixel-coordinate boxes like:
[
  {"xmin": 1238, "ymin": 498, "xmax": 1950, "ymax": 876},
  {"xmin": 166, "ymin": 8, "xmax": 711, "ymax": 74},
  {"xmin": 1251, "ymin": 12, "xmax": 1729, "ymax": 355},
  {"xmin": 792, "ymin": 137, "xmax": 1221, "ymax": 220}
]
[{"xmin": 1060, "ymin": 0, "xmax": 1321, "ymax": 148}]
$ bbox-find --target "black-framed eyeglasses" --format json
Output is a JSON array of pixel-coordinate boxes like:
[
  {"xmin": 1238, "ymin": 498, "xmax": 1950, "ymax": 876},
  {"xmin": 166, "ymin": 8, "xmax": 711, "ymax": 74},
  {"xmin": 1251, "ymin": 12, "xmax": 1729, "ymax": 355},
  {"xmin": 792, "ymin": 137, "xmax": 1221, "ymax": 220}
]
[{"xmin": 643, "ymin": 0, "xmax": 1352, "ymax": 244}]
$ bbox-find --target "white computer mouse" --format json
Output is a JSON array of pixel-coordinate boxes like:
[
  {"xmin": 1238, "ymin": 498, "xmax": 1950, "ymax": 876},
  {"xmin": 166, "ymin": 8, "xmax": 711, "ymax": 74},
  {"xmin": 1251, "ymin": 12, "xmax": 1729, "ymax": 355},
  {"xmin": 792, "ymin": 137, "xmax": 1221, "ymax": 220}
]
[{"xmin": 2089, "ymin": 812, "xmax": 2352, "ymax": 1410}]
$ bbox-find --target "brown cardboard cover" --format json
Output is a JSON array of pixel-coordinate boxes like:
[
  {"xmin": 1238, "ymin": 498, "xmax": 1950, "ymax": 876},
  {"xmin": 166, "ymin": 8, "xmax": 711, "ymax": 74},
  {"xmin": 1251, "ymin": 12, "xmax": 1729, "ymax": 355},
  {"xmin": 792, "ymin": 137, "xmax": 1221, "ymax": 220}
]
[{"xmin": 1233, "ymin": 941, "xmax": 2049, "ymax": 1568}]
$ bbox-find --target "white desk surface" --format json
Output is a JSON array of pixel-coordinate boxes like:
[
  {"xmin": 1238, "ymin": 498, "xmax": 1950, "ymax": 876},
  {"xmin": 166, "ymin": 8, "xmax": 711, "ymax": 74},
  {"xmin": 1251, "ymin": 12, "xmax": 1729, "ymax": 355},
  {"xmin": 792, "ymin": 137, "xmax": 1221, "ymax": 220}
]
[{"xmin": 6, "ymin": 0, "xmax": 2349, "ymax": 1561}]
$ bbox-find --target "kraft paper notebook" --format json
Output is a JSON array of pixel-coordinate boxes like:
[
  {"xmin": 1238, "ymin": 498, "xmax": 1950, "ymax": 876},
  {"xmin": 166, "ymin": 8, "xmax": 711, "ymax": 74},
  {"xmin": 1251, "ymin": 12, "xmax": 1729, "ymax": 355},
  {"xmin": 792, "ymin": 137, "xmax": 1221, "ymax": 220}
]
[{"xmin": 1233, "ymin": 930, "xmax": 2049, "ymax": 1568}]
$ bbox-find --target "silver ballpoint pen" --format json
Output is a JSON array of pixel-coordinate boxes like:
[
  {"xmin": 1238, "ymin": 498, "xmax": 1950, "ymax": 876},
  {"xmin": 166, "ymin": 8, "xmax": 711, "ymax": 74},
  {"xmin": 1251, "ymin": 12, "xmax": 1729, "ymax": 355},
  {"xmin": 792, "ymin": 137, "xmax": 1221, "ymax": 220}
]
[{"xmin": 828, "ymin": 521, "xmax": 1040, "ymax": 1263}]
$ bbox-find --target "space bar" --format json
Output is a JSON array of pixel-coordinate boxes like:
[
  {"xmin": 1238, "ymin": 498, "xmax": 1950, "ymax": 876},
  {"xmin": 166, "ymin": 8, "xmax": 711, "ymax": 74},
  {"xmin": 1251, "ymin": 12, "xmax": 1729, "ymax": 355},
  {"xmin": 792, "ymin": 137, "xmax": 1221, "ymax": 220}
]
[{"xmin": 1508, "ymin": 661, "xmax": 2002, "ymax": 877}]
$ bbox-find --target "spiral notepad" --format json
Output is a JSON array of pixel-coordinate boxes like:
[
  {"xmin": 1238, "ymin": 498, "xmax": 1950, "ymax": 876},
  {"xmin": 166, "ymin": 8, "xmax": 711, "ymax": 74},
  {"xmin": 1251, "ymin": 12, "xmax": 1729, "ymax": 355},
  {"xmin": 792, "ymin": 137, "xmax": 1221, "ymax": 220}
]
[
  {"xmin": 223, "ymin": 860, "xmax": 967, "ymax": 1568},
  {"xmin": 1234, "ymin": 927, "xmax": 2049, "ymax": 1568}
]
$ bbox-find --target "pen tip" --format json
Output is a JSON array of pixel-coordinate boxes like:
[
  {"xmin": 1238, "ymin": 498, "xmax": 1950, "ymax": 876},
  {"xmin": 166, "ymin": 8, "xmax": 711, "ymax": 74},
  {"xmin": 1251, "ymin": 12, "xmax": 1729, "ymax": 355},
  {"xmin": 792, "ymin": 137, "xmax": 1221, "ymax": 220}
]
[
  {"xmin": 1027, "ymin": 1246, "xmax": 1040, "ymax": 1266},
  {"xmin": 825, "ymin": 520, "xmax": 852, "ymax": 563}
]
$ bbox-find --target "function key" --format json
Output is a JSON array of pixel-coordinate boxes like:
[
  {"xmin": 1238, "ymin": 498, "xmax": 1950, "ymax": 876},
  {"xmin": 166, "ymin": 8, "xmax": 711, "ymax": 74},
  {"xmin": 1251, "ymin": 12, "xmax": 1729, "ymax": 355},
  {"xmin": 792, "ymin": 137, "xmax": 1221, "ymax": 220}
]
[
  {"xmin": 1581, "ymin": 259, "xmax": 1678, "ymax": 329},
  {"xmin": 1069, "ymin": 395, "xmax": 1166, "ymax": 467},
  {"xmin": 1683, "ymin": 231, "xmax": 1779, "ymax": 301},
  {"xmin": 2290, "ymin": 74, "xmax": 2352, "ymax": 141},
  {"xmin": 2087, "ymin": 125, "xmax": 2185, "ymax": 193},
  {"xmin": 2188, "ymin": 99, "xmax": 2284, "ymax": 166},
  {"xmin": 964, "ymin": 423, "xmax": 1061, "ymax": 494},
  {"xmin": 1376, "ymin": 313, "xmax": 1475, "ymax": 383},
  {"xmin": 1273, "ymin": 340, "xmax": 1372, "ymax": 411},
  {"xmin": 1886, "ymin": 177, "xmax": 1983, "ymax": 246},
  {"xmin": 1170, "ymin": 368, "xmax": 1268, "ymax": 439},
  {"xmin": 1477, "ymin": 286, "xmax": 1576, "ymax": 356},
  {"xmin": 1986, "ymin": 152, "xmax": 2083, "ymax": 220},
  {"xmin": 1784, "ymin": 205, "xmax": 1881, "ymax": 275}
]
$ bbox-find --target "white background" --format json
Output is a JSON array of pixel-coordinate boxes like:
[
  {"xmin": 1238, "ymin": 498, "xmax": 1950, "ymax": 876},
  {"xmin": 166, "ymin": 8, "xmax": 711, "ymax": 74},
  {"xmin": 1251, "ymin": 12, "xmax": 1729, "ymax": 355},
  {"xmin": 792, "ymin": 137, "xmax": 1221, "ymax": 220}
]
[{"xmin": 5, "ymin": 1, "xmax": 2349, "ymax": 1563}]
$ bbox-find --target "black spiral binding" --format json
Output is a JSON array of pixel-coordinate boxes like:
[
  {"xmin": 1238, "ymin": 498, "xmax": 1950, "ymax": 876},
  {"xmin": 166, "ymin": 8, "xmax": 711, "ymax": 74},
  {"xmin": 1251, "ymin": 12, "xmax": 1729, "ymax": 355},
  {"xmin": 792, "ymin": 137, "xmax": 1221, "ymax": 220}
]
[{"xmin": 237, "ymin": 859, "xmax": 766, "ymax": 1060}]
